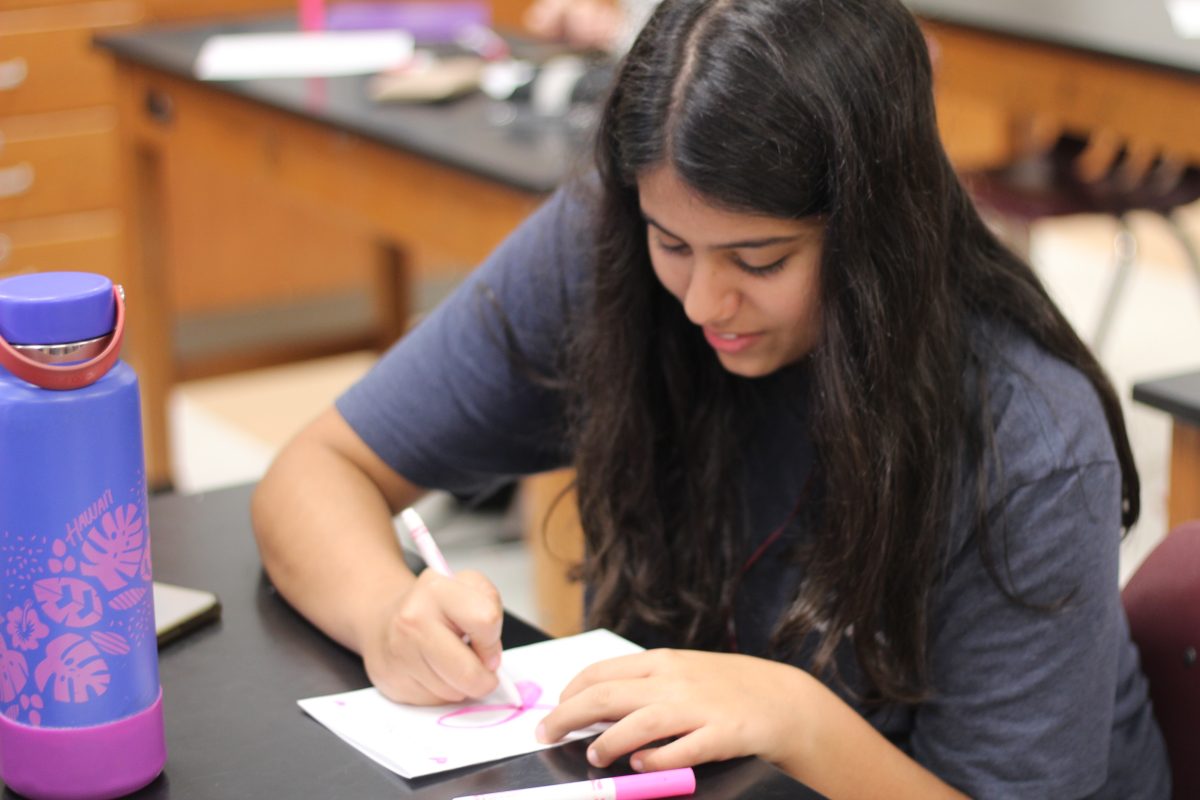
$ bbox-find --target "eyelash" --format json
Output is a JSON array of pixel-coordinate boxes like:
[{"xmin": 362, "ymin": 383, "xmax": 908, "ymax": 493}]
[
  {"xmin": 654, "ymin": 238, "xmax": 786, "ymax": 276},
  {"xmin": 733, "ymin": 255, "xmax": 787, "ymax": 276},
  {"xmin": 656, "ymin": 239, "xmax": 690, "ymax": 255}
]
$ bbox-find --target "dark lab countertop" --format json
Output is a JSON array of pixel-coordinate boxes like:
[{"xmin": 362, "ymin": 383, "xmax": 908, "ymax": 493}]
[
  {"xmin": 96, "ymin": 16, "xmax": 593, "ymax": 195},
  {"xmin": 39, "ymin": 484, "xmax": 821, "ymax": 799},
  {"xmin": 1134, "ymin": 370, "xmax": 1200, "ymax": 429}
]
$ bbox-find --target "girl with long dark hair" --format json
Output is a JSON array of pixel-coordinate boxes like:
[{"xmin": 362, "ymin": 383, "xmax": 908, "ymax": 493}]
[{"xmin": 253, "ymin": 0, "xmax": 1169, "ymax": 795}]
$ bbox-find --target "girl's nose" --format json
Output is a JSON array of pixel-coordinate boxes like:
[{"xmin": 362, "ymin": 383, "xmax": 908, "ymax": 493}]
[{"xmin": 682, "ymin": 260, "xmax": 739, "ymax": 326}]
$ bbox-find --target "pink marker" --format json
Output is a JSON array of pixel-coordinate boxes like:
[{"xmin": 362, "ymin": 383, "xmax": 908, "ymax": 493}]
[
  {"xmin": 451, "ymin": 767, "xmax": 697, "ymax": 800},
  {"xmin": 400, "ymin": 508, "xmax": 523, "ymax": 708}
]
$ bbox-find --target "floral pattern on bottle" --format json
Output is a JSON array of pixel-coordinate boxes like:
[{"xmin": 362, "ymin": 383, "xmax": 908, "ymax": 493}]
[
  {"xmin": 80, "ymin": 504, "xmax": 145, "ymax": 591},
  {"xmin": 33, "ymin": 578, "xmax": 104, "ymax": 628},
  {"xmin": 6, "ymin": 600, "xmax": 49, "ymax": 651},
  {"xmin": 0, "ymin": 635, "xmax": 29, "ymax": 703},
  {"xmin": 3, "ymin": 692, "xmax": 43, "ymax": 726},
  {"xmin": 48, "ymin": 539, "xmax": 77, "ymax": 574},
  {"xmin": 0, "ymin": 487, "xmax": 158, "ymax": 728},
  {"xmin": 35, "ymin": 634, "xmax": 110, "ymax": 703}
]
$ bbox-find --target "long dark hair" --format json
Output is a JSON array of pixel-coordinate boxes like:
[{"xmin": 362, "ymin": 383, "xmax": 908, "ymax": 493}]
[{"xmin": 565, "ymin": 0, "xmax": 1138, "ymax": 704}]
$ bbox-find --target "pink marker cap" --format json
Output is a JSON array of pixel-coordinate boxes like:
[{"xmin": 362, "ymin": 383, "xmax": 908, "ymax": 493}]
[{"xmin": 613, "ymin": 768, "xmax": 696, "ymax": 800}]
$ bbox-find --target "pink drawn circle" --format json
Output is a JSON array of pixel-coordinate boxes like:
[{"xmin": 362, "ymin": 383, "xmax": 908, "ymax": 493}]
[{"xmin": 437, "ymin": 681, "xmax": 554, "ymax": 728}]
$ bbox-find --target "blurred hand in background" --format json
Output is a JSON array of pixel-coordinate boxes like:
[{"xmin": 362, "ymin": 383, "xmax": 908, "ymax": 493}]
[{"xmin": 523, "ymin": 0, "xmax": 627, "ymax": 51}]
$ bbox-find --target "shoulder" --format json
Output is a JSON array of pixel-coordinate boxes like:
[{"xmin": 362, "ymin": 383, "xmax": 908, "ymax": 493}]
[
  {"xmin": 470, "ymin": 178, "xmax": 600, "ymax": 318},
  {"xmin": 969, "ymin": 317, "xmax": 1117, "ymax": 498},
  {"xmin": 915, "ymin": 318, "xmax": 1129, "ymax": 589},
  {"xmin": 511, "ymin": 177, "xmax": 602, "ymax": 252},
  {"xmin": 332, "ymin": 182, "xmax": 602, "ymax": 489}
]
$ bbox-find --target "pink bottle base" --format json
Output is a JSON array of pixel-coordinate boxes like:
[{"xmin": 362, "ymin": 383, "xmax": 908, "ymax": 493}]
[{"xmin": 0, "ymin": 689, "xmax": 166, "ymax": 800}]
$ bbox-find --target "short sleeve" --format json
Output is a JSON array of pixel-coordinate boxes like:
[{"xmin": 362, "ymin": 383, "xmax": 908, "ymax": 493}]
[
  {"xmin": 335, "ymin": 185, "xmax": 593, "ymax": 498},
  {"xmin": 912, "ymin": 461, "xmax": 1123, "ymax": 799}
]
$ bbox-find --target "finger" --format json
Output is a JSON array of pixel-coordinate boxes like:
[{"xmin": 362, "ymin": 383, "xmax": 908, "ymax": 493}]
[
  {"xmin": 373, "ymin": 667, "xmax": 460, "ymax": 706},
  {"xmin": 566, "ymin": 4, "xmax": 618, "ymax": 49},
  {"xmin": 409, "ymin": 568, "xmax": 503, "ymax": 673},
  {"xmin": 451, "ymin": 570, "xmax": 506, "ymax": 670},
  {"xmin": 454, "ymin": 569, "xmax": 502, "ymax": 605},
  {"xmin": 538, "ymin": 677, "xmax": 660, "ymax": 743},
  {"xmin": 559, "ymin": 651, "xmax": 661, "ymax": 701},
  {"xmin": 396, "ymin": 571, "xmax": 501, "ymax": 698},
  {"xmin": 432, "ymin": 572, "xmax": 504, "ymax": 645},
  {"xmin": 376, "ymin": 613, "xmax": 472, "ymax": 704},
  {"xmin": 422, "ymin": 618, "xmax": 499, "ymax": 699},
  {"xmin": 415, "ymin": 640, "xmax": 478, "ymax": 703},
  {"xmin": 630, "ymin": 727, "xmax": 732, "ymax": 773},
  {"xmin": 585, "ymin": 705, "xmax": 698, "ymax": 768},
  {"xmin": 523, "ymin": 0, "xmax": 571, "ymax": 38}
]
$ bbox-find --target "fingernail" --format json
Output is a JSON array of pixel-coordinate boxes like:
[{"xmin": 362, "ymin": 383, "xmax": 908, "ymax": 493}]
[
  {"xmin": 535, "ymin": 722, "xmax": 547, "ymax": 743},
  {"xmin": 631, "ymin": 756, "xmax": 644, "ymax": 772},
  {"xmin": 587, "ymin": 747, "xmax": 601, "ymax": 766},
  {"xmin": 487, "ymin": 654, "xmax": 501, "ymax": 671}
]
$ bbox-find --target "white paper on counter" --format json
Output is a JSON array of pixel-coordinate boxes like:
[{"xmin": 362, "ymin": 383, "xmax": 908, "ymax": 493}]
[
  {"xmin": 298, "ymin": 629, "xmax": 644, "ymax": 778},
  {"xmin": 195, "ymin": 31, "xmax": 414, "ymax": 80}
]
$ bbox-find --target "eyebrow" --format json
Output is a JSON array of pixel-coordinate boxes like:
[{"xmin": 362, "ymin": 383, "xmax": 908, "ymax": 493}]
[{"xmin": 641, "ymin": 212, "xmax": 803, "ymax": 249}]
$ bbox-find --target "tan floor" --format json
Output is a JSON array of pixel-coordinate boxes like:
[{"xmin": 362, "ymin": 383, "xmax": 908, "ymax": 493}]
[{"xmin": 174, "ymin": 350, "xmax": 378, "ymax": 453}]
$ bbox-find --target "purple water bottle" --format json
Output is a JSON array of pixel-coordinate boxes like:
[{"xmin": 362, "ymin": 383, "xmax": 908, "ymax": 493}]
[{"xmin": 0, "ymin": 272, "xmax": 166, "ymax": 799}]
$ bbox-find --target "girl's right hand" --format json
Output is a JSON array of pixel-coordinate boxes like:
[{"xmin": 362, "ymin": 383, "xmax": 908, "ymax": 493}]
[{"xmin": 361, "ymin": 568, "xmax": 507, "ymax": 705}]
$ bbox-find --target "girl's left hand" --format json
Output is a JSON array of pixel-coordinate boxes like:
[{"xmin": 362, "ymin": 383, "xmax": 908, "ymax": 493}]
[{"xmin": 535, "ymin": 649, "xmax": 814, "ymax": 772}]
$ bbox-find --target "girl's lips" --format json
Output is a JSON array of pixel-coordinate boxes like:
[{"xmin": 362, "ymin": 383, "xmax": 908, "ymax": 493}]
[{"xmin": 703, "ymin": 327, "xmax": 763, "ymax": 354}]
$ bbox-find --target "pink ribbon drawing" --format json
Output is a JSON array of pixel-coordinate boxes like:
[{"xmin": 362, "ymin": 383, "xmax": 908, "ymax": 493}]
[{"xmin": 437, "ymin": 680, "xmax": 553, "ymax": 728}]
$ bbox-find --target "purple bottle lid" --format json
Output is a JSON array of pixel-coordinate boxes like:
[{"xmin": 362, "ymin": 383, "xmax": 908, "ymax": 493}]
[{"xmin": 0, "ymin": 271, "xmax": 116, "ymax": 346}]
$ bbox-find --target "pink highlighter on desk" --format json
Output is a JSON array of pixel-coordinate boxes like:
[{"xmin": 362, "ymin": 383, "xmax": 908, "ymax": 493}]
[{"xmin": 452, "ymin": 767, "xmax": 698, "ymax": 800}]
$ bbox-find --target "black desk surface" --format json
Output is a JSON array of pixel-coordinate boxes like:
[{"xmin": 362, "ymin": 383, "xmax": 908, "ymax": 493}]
[
  {"xmin": 1133, "ymin": 370, "xmax": 1200, "ymax": 429},
  {"xmin": 95, "ymin": 17, "xmax": 589, "ymax": 195},
  {"xmin": 0, "ymin": 483, "xmax": 815, "ymax": 798}
]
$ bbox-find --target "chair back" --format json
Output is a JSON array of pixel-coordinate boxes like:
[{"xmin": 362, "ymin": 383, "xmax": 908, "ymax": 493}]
[{"xmin": 1123, "ymin": 521, "xmax": 1200, "ymax": 799}]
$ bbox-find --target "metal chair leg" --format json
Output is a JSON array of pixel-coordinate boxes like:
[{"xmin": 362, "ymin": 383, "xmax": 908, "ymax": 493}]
[
  {"xmin": 1164, "ymin": 210, "xmax": 1200, "ymax": 309},
  {"xmin": 1092, "ymin": 216, "xmax": 1137, "ymax": 354}
]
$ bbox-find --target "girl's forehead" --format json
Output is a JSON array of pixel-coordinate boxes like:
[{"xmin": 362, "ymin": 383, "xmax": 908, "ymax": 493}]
[
  {"xmin": 637, "ymin": 166, "xmax": 824, "ymax": 240},
  {"xmin": 638, "ymin": 166, "xmax": 756, "ymax": 220}
]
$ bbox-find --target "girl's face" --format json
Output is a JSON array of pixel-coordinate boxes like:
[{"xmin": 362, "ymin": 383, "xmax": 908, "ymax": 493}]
[{"xmin": 639, "ymin": 165, "xmax": 825, "ymax": 378}]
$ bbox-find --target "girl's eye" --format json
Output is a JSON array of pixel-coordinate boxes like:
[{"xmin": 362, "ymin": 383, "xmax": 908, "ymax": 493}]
[
  {"xmin": 733, "ymin": 255, "xmax": 787, "ymax": 276},
  {"xmin": 655, "ymin": 237, "xmax": 691, "ymax": 255}
]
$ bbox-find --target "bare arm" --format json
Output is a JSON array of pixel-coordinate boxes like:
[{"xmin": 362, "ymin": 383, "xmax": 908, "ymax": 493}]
[
  {"xmin": 251, "ymin": 407, "xmax": 506, "ymax": 703},
  {"xmin": 252, "ymin": 407, "xmax": 419, "ymax": 651},
  {"xmin": 777, "ymin": 668, "xmax": 968, "ymax": 800}
]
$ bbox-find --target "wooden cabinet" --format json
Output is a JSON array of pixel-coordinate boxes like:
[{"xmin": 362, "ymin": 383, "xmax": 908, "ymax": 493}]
[
  {"xmin": 1, "ymin": 0, "xmax": 534, "ymax": 286},
  {"xmin": 0, "ymin": 2, "xmax": 139, "ymax": 113},
  {"xmin": 0, "ymin": 107, "xmax": 119, "ymax": 219},
  {"xmin": 0, "ymin": 0, "xmax": 139, "ymax": 289},
  {"xmin": 0, "ymin": 0, "xmax": 314, "ymax": 292},
  {"xmin": 0, "ymin": 210, "xmax": 122, "ymax": 277}
]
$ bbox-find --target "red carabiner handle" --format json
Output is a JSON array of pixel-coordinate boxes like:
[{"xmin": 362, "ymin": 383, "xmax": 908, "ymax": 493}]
[{"xmin": 0, "ymin": 285, "xmax": 126, "ymax": 391}]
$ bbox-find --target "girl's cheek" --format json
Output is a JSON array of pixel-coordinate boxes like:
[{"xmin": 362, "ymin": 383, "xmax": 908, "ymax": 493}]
[{"xmin": 651, "ymin": 257, "xmax": 690, "ymax": 301}]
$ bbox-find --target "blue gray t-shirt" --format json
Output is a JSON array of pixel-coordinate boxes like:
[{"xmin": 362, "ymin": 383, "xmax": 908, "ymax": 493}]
[{"xmin": 337, "ymin": 185, "xmax": 1169, "ymax": 798}]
